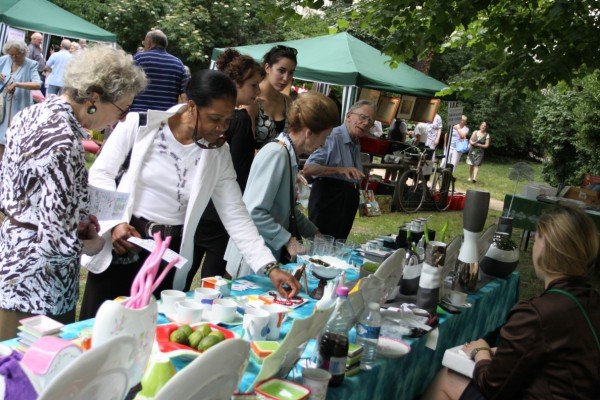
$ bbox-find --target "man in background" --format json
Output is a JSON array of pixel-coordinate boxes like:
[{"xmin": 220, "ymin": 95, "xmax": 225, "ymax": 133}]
[
  {"xmin": 45, "ymin": 39, "xmax": 72, "ymax": 95},
  {"xmin": 303, "ymin": 100, "xmax": 374, "ymax": 240},
  {"xmin": 27, "ymin": 32, "xmax": 46, "ymax": 95},
  {"xmin": 130, "ymin": 29, "xmax": 188, "ymax": 112}
]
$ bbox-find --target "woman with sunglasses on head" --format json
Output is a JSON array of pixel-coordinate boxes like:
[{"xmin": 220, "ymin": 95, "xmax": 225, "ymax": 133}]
[
  {"xmin": 0, "ymin": 46, "xmax": 146, "ymax": 340},
  {"xmin": 80, "ymin": 69, "xmax": 300, "ymax": 319},
  {"xmin": 424, "ymin": 205, "xmax": 599, "ymax": 400},
  {"xmin": 225, "ymin": 92, "xmax": 339, "ymax": 277},
  {"xmin": 187, "ymin": 48, "xmax": 263, "ymax": 288},
  {"xmin": 246, "ymin": 45, "xmax": 297, "ymax": 149}
]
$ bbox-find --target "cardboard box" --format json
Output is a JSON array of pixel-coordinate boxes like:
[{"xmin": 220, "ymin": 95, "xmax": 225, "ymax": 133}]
[{"xmin": 565, "ymin": 187, "xmax": 600, "ymax": 205}]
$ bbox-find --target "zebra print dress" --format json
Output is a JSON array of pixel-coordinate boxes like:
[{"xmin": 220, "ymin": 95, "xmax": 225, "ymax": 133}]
[{"xmin": 0, "ymin": 96, "xmax": 90, "ymax": 315}]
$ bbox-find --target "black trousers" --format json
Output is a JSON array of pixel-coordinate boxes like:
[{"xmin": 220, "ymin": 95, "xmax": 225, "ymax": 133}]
[
  {"xmin": 186, "ymin": 219, "xmax": 230, "ymax": 291},
  {"xmin": 79, "ymin": 231, "xmax": 182, "ymax": 321},
  {"xmin": 308, "ymin": 178, "xmax": 359, "ymax": 240}
]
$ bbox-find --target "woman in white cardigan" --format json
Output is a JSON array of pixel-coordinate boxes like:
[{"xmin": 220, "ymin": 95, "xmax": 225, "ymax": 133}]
[{"xmin": 80, "ymin": 70, "xmax": 300, "ymax": 319}]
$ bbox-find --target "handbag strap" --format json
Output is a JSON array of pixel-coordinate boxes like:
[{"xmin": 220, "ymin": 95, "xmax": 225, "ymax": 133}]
[
  {"xmin": 273, "ymin": 138, "xmax": 301, "ymax": 240},
  {"xmin": 547, "ymin": 288, "xmax": 600, "ymax": 352}
]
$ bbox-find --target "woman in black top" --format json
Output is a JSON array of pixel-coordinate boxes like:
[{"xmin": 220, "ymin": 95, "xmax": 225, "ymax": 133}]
[{"xmin": 187, "ymin": 49, "xmax": 264, "ymax": 288}]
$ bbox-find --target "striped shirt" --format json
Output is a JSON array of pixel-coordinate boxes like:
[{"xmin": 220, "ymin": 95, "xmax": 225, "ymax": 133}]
[{"xmin": 130, "ymin": 48, "xmax": 188, "ymax": 112}]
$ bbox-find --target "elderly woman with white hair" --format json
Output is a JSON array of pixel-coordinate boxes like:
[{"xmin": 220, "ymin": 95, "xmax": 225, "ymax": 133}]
[
  {"xmin": 0, "ymin": 45, "xmax": 147, "ymax": 340},
  {"xmin": 0, "ymin": 40, "xmax": 41, "ymax": 163}
]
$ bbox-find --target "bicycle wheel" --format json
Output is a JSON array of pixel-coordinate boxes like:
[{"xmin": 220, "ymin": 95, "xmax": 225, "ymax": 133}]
[
  {"xmin": 398, "ymin": 169, "xmax": 426, "ymax": 213},
  {"xmin": 432, "ymin": 169, "xmax": 455, "ymax": 211}
]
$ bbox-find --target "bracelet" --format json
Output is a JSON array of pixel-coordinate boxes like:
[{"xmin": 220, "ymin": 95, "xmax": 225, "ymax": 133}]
[
  {"xmin": 264, "ymin": 262, "xmax": 280, "ymax": 277},
  {"xmin": 470, "ymin": 347, "xmax": 491, "ymax": 360}
]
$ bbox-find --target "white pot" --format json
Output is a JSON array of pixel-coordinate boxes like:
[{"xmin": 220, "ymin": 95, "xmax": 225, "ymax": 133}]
[{"xmin": 92, "ymin": 297, "xmax": 157, "ymax": 389}]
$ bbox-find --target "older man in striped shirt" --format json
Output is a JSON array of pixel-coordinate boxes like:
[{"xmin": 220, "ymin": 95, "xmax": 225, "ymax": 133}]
[{"xmin": 130, "ymin": 30, "xmax": 189, "ymax": 112}]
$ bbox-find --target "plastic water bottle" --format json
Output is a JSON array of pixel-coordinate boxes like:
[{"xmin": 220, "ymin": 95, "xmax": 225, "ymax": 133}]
[
  {"xmin": 356, "ymin": 302, "xmax": 382, "ymax": 370},
  {"xmin": 317, "ymin": 286, "xmax": 354, "ymax": 387}
]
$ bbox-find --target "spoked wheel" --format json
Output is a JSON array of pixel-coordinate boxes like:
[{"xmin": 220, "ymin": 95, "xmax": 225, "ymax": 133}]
[
  {"xmin": 432, "ymin": 169, "xmax": 455, "ymax": 211},
  {"xmin": 398, "ymin": 169, "xmax": 426, "ymax": 213}
]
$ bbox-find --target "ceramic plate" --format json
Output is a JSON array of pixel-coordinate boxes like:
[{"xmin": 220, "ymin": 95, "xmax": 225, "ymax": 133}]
[
  {"xmin": 377, "ymin": 337, "xmax": 411, "ymax": 358},
  {"xmin": 155, "ymin": 323, "xmax": 236, "ymax": 360},
  {"xmin": 202, "ymin": 310, "xmax": 244, "ymax": 326}
]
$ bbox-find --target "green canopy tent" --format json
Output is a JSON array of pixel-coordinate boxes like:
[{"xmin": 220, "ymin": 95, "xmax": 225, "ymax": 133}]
[
  {"xmin": 0, "ymin": 0, "xmax": 116, "ymax": 43},
  {"xmin": 211, "ymin": 32, "xmax": 448, "ymax": 116}
]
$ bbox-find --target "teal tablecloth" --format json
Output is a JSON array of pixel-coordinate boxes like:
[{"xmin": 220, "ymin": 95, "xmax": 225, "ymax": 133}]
[
  {"xmin": 503, "ymin": 194, "xmax": 600, "ymax": 231},
  {"xmin": 2, "ymin": 268, "xmax": 520, "ymax": 400}
]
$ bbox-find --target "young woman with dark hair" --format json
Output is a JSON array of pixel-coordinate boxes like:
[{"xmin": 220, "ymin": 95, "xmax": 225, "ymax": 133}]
[
  {"xmin": 245, "ymin": 45, "xmax": 298, "ymax": 149},
  {"xmin": 80, "ymin": 69, "xmax": 300, "ymax": 319}
]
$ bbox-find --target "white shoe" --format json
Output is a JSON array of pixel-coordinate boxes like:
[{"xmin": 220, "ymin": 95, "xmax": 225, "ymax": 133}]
[{"xmin": 467, "ymin": 178, "xmax": 472, "ymax": 182}]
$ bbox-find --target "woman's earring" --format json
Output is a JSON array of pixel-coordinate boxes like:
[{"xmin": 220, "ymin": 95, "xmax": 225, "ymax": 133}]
[{"xmin": 87, "ymin": 105, "xmax": 97, "ymax": 114}]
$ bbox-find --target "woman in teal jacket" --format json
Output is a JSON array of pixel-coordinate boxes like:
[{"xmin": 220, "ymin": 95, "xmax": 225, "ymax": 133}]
[
  {"xmin": 225, "ymin": 92, "xmax": 340, "ymax": 277},
  {"xmin": 0, "ymin": 40, "xmax": 41, "ymax": 163}
]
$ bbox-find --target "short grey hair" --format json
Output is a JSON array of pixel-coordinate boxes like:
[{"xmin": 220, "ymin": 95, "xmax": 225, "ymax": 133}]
[
  {"xmin": 147, "ymin": 30, "xmax": 168, "ymax": 48},
  {"xmin": 63, "ymin": 45, "xmax": 147, "ymax": 104},
  {"xmin": 61, "ymin": 39, "xmax": 72, "ymax": 50},
  {"xmin": 347, "ymin": 100, "xmax": 376, "ymax": 115},
  {"xmin": 2, "ymin": 40, "xmax": 28, "ymax": 56}
]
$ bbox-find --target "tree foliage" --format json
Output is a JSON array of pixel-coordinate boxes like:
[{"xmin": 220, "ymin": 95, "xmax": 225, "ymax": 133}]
[
  {"xmin": 532, "ymin": 70, "xmax": 600, "ymax": 185},
  {"xmin": 339, "ymin": 0, "xmax": 600, "ymax": 93}
]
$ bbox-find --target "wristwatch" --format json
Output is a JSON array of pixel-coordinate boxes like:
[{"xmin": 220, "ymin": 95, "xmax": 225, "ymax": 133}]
[
  {"xmin": 470, "ymin": 347, "xmax": 491, "ymax": 360},
  {"xmin": 263, "ymin": 262, "xmax": 280, "ymax": 277}
]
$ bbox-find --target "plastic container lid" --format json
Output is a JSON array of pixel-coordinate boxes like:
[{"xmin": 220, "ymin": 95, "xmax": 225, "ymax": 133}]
[
  {"xmin": 336, "ymin": 286, "xmax": 349, "ymax": 297},
  {"xmin": 368, "ymin": 302, "xmax": 379, "ymax": 311}
]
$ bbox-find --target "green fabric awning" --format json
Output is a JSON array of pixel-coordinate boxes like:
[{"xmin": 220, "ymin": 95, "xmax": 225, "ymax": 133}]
[
  {"xmin": 0, "ymin": 0, "xmax": 116, "ymax": 42},
  {"xmin": 212, "ymin": 32, "xmax": 448, "ymax": 97}
]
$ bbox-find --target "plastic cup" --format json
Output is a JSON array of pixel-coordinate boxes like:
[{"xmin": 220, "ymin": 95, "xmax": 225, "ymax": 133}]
[{"xmin": 302, "ymin": 367, "xmax": 331, "ymax": 400}]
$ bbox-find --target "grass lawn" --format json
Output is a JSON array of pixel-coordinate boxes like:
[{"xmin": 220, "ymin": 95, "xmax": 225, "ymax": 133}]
[{"xmin": 451, "ymin": 156, "xmax": 545, "ymax": 202}]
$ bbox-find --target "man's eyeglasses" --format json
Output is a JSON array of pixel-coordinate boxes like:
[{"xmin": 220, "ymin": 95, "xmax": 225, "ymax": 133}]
[
  {"xmin": 350, "ymin": 112, "xmax": 375, "ymax": 127},
  {"xmin": 109, "ymin": 101, "xmax": 131, "ymax": 120}
]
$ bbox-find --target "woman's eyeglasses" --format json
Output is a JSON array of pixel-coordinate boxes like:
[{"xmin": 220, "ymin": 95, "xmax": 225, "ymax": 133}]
[{"xmin": 109, "ymin": 101, "xmax": 131, "ymax": 120}]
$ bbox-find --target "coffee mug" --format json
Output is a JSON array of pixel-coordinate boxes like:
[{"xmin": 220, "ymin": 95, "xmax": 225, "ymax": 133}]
[
  {"xmin": 194, "ymin": 287, "xmax": 221, "ymax": 308},
  {"xmin": 174, "ymin": 300, "xmax": 204, "ymax": 324},
  {"xmin": 242, "ymin": 307, "xmax": 271, "ymax": 341},
  {"xmin": 211, "ymin": 298, "xmax": 238, "ymax": 323},
  {"xmin": 260, "ymin": 303, "xmax": 289, "ymax": 340},
  {"xmin": 302, "ymin": 368, "xmax": 331, "ymax": 400},
  {"xmin": 447, "ymin": 290, "xmax": 468, "ymax": 307},
  {"xmin": 160, "ymin": 289, "xmax": 186, "ymax": 315}
]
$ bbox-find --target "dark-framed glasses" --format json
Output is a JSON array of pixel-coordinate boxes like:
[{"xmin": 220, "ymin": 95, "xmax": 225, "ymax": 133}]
[
  {"xmin": 350, "ymin": 112, "xmax": 375, "ymax": 127},
  {"xmin": 109, "ymin": 101, "xmax": 131, "ymax": 120}
]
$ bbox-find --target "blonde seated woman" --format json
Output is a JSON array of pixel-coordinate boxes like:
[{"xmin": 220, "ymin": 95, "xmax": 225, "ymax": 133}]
[{"xmin": 424, "ymin": 206, "xmax": 599, "ymax": 400}]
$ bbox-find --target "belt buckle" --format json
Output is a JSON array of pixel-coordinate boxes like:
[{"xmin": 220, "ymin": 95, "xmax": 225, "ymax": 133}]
[{"xmin": 146, "ymin": 222, "xmax": 157, "ymax": 237}]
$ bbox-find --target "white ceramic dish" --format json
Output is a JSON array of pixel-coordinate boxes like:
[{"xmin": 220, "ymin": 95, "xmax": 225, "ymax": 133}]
[
  {"xmin": 202, "ymin": 310, "xmax": 244, "ymax": 326},
  {"xmin": 19, "ymin": 315, "xmax": 64, "ymax": 336},
  {"xmin": 377, "ymin": 337, "xmax": 411, "ymax": 358}
]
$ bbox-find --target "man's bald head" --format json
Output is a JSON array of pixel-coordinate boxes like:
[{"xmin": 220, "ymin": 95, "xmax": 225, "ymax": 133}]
[
  {"xmin": 144, "ymin": 29, "xmax": 168, "ymax": 50},
  {"xmin": 30, "ymin": 32, "xmax": 43, "ymax": 46}
]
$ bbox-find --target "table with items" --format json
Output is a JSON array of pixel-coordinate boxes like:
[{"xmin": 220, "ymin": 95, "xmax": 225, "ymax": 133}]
[{"xmin": 1, "ymin": 261, "xmax": 519, "ymax": 400}]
